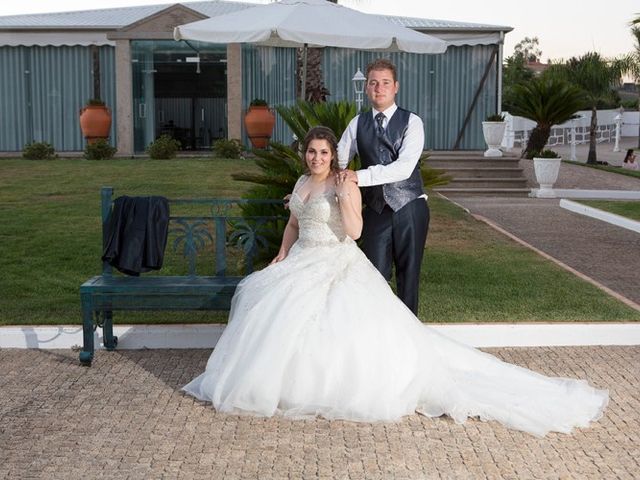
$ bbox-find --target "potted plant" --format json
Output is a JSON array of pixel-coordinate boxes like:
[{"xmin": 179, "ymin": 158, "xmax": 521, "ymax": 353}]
[
  {"xmin": 244, "ymin": 99, "xmax": 276, "ymax": 149},
  {"xmin": 482, "ymin": 113, "xmax": 506, "ymax": 157},
  {"xmin": 79, "ymin": 99, "xmax": 112, "ymax": 144},
  {"xmin": 528, "ymin": 149, "xmax": 562, "ymax": 198}
]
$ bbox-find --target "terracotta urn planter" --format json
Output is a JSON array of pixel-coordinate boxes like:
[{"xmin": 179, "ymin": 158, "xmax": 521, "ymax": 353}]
[
  {"xmin": 244, "ymin": 102, "xmax": 275, "ymax": 149},
  {"xmin": 80, "ymin": 102, "xmax": 112, "ymax": 144}
]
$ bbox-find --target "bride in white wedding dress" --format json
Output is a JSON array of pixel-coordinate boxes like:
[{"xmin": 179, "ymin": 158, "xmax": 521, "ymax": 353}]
[{"xmin": 183, "ymin": 126, "xmax": 608, "ymax": 437}]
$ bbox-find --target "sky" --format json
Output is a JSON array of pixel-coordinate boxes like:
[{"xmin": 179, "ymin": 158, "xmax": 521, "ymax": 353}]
[{"xmin": 0, "ymin": 0, "xmax": 638, "ymax": 61}]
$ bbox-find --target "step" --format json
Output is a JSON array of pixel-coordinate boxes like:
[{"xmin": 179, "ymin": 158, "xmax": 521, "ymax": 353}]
[
  {"xmin": 443, "ymin": 178, "xmax": 528, "ymax": 189},
  {"xmin": 426, "ymin": 150, "xmax": 520, "ymax": 159},
  {"xmin": 434, "ymin": 187, "xmax": 531, "ymax": 197},
  {"xmin": 428, "ymin": 158, "xmax": 522, "ymax": 169},
  {"xmin": 441, "ymin": 167, "xmax": 525, "ymax": 179}
]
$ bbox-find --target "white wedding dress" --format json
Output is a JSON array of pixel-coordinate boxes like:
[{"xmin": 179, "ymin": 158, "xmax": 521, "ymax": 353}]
[{"xmin": 183, "ymin": 177, "xmax": 608, "ymax": 437}]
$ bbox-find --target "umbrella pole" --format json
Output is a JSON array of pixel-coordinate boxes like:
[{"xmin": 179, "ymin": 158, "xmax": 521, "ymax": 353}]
[{"xmin": 301, "ymin": 43, "xmax": 308, "ymax": 102}]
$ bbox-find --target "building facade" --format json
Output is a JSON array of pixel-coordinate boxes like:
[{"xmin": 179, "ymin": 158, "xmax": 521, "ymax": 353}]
[{"xmin": 0, "ymin": 1, "xmax": 512, "ymax": 154}]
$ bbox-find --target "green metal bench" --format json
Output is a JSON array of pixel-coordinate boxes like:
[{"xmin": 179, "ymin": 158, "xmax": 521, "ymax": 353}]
[{"xmin": 79, "ymin": 186, "xmax": 283, "ymax": 366}]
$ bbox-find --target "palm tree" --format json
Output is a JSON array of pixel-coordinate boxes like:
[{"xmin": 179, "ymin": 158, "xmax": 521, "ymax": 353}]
[
  {"xmin": 621, "ymin": 26, "xmax": 640, "ymax": 147},
  {"xmin": 298, "ymin": 0, "xmax": 338, "ymax": 101},
  {"xmin": 276, "ymin": 0, "xmax": 369, "ymax": 102},
  {"xmin": 546, "ymin": 52, "xmax": 624, "ymax": 164},
  {"xmin": 509, "ymin": 77, "xmax": 585, "ymax": 157}
]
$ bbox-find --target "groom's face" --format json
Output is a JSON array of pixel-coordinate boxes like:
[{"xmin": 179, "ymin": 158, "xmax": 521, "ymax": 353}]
[{"xmin": 366, "ymin": 68, "xmax": 399, "ymax": 112}]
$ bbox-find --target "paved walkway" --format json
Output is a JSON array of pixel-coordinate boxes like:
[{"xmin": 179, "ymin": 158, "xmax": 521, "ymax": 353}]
[
  {"xmin": 1, "ymin": 347, "xmax": 638, "ymax": 479},
  {"xmin": 2, "ymin": 138, "xmax": 639, "ymax": 480},
  {"xmin": 450, "ymin": 138, "xmax": 640, "ymax": 306}
]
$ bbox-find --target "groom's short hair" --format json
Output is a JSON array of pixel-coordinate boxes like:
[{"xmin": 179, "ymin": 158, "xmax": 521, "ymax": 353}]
[{"xmin": 366, "ymin": 59, "xmax": 397, "ymax": 82}]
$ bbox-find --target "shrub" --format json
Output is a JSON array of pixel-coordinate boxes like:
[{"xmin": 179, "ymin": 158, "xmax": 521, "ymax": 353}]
[
  {"xmin": 86, "ymin": 98, "xmax": 106, "ymax": 106},
  {"xmin": 22, "ymin": 142, "xmax": 57, "ymax": 160},
  {"xmin": 84, "ymin": 139, "xmax": 117, "ymax": 160},
  {"xmin": 485, "ymin": 113, "xmax": 505, "ymax": 122},
  {"xmin": 250, "ymin": 98, "xmax": 268, "ymax": 107},
  {"xmin": 212, "ymin": 138, "xmax": 243, "ymax": 159},
  {"xmin": 620, "ymin": 99, "xmax": 639, "ymax": 109},
  {"xmin": 146, "ymin": 135, "xmax": 180, "ymax": 159},
  {"xmin": 526, "ymin": 149, "xmax": 560, "ymax": 159}
]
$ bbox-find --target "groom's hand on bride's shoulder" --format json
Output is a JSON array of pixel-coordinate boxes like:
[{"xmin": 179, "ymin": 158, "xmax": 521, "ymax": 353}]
[
  {"xmin": 283, "ymin": 194, "xmax": 292, "ymax": 210},
  {"xmin": 338, "ymin": 169, "xmax": 358, "ymax": 185}
]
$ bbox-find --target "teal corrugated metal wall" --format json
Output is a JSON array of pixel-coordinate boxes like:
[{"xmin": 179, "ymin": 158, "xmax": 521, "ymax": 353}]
[
  {"xmin": 323, "ymin": 45, "xmax": 497, "ymax": 150},
  {"xmin": 242, "ymin": 45, "xmax": 297, "ymax": 145},
  {"xmin": 0, "ymin": 45, "xmax": 115, "ymax": 152},
  {"xmin": 0, "ymin": 47, "xmax": 30, "ymax": 151},
  {"xmin": 1, "ymin": 42, "xmax": 496, "ymax": 152},
  {"xmin": 240, "ymin": 44, "xmax": 497, "ymax": 150}
]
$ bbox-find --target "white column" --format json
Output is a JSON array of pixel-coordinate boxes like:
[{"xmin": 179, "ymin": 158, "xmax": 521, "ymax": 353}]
[
  {"xmin": 114, "ymin": 39, "xmax": 134, "ymax": 156},
  {"xmin": 226, "ymin": 43, "xmax": 242, "ymax": 140}
]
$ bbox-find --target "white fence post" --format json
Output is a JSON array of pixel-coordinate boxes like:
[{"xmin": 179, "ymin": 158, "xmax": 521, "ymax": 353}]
[
  {"xmin": 613, "ymin": 113, "xmax": 622, "ymax": 152},
  {"xmin": 570, "ymin": 118, "xmax": 577, "ymax": 161}
]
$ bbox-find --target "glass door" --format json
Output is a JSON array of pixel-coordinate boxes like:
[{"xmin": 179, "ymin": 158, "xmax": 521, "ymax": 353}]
[
  {"xmin": 132, "ymin": 40, "xmax": 227, "ymax": 153},
  {"xmin": 132, "ymin": 42, "xmax": 157, "ymax": 153}
]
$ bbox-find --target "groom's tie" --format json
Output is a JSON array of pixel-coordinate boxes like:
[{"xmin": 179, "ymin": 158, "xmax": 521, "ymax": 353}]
[{"xmin": 375, "ymin": 112, "xmax": 385, "ymax": 135}]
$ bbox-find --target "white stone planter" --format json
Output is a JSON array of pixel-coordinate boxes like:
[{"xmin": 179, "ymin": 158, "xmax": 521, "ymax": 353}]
[
  {"xmin": 533, "ymin": 157, "xmax": 562, "ymax": 198},
  {"xmin": 482, "ymin": 121, "xmax": 506, "ymax": 157}
]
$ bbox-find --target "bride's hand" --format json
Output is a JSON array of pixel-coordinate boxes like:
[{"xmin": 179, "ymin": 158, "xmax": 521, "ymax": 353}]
[{"xmin": 270, "ymin": 251, "xmax": 287, "ymax": 264}]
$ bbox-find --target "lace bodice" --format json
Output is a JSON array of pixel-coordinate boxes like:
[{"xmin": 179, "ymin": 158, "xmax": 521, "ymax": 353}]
[{"xmin": 289, "ymin": 178, "xmax": 348, "ymax": 247}]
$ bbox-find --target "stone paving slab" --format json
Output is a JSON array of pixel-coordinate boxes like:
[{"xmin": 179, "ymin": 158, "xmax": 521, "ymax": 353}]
[{"xmin": 1, "ymin": 347, "xmax": 638, "ymax": 479}]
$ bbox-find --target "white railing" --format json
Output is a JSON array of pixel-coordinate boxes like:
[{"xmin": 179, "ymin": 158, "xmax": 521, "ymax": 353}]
[{"xmin": 503, "ymin": 109, "xmax": 637, "ymax": 150}]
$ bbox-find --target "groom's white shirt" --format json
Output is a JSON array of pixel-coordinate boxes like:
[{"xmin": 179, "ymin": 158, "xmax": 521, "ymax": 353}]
[{"xmin": 337, "ymin": 103, "xmax": 425, "ymax": 190}]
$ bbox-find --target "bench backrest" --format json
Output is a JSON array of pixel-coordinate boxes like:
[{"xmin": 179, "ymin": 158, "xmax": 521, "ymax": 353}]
[{"xmin": 100, "ymin": 186, "xmax": 285, "ymax": 277}]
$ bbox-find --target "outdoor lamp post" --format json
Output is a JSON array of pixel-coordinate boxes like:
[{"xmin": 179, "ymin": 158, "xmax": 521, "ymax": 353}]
[{"xmin": 352, "ymin": 68, "xmax": 366, "ymax": 112}]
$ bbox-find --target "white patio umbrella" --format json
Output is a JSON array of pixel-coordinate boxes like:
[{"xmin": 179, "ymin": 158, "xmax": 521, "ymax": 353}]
[{"xmin": 174, "ymin": 0, "xmax": 448, "ymax": 99}]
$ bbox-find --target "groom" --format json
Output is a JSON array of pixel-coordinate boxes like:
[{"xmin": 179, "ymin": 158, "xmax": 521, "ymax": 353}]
[{"xmin": 338, "ymin": 58, "xmax": 429, "ymax": 316}]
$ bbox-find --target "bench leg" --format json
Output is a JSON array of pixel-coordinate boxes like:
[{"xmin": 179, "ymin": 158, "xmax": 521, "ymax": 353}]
[
  {"xmin": 102, "ymin": 310, "xmax": 118, "ymax": 351},
  {"xmin": 79, "ymin": 293, "xmax": 94, "ymax": 366}
]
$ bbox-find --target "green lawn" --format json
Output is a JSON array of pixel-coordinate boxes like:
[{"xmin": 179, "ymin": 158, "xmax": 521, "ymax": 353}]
[
  {"xmin": 576, "ymin": 200, "xmax": 640, "ymax": 221},
  {"xmin": 563, "ymin": 160, "xmax": 640, "ymax": 180},
  {"xmin": 1, "ymin": 157, "xmax": 638, "ymax": 326}
]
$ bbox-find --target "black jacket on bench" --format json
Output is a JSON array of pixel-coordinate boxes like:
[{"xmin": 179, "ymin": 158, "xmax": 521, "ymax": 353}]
[{"xmin": 101, "ymin": 196, "xmax": 170, "ymax": 276}]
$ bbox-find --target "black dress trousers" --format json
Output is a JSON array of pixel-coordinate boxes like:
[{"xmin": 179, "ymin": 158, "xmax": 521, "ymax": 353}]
[{"xmin": 360, "ymin": 198, "xmax": 430, "ymax": 315}]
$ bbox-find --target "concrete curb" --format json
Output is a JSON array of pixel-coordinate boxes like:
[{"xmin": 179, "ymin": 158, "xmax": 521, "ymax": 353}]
[
  {"xmin": 1, "ymin": 322, "xmax": 639, "ymax": 349},
  {"xmin": 531, "ymin": 188, "xmax": 640, "ymax": 199},
  {"xmin": 560, "ymin": 199, "xmax": 640, "ymax": 234}
]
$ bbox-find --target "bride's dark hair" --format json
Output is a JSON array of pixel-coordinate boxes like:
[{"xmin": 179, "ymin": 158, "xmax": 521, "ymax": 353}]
[{"xmin": 302, "ymin": 126, "xmax": 340, "ymax": 173}]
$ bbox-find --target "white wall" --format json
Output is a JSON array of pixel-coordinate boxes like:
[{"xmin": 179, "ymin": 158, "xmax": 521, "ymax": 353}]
[{"xmin": 622, "ymin": 111, "xmax": 639, "ymax": 137}]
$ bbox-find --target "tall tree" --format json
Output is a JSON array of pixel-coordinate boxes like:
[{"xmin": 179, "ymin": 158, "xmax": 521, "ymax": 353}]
[
  {"xmin": 502, "ymin": 51, "xmax": 535, "ymax": 111},
  {"xmin": 547, "ymin": 53, "xmax": 624, "ymax": 164},
  {"xmin": 513, "ymin": 36, "xmax": 542, "ymax": 63}
]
